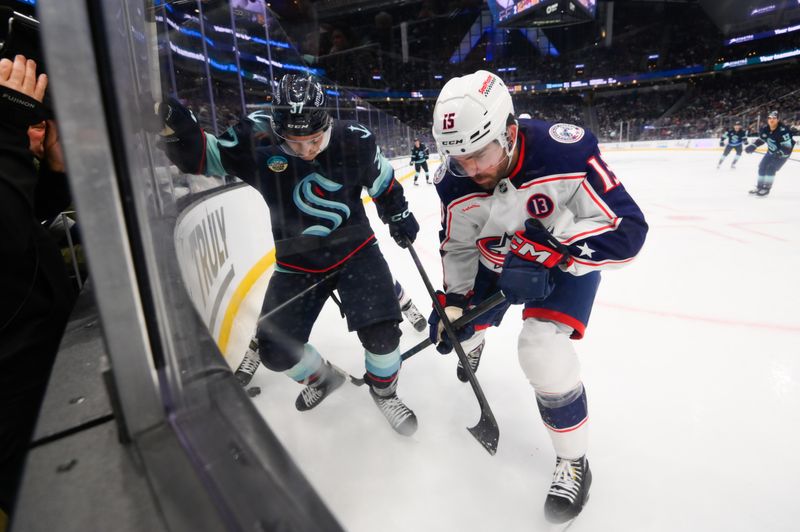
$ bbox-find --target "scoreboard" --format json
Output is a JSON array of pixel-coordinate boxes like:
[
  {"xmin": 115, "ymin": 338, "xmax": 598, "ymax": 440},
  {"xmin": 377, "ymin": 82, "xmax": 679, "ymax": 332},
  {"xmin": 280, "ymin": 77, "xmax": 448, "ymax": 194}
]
[{"xmin": 494, "ymin": 0, "xmax": 596, "ymax": 28}]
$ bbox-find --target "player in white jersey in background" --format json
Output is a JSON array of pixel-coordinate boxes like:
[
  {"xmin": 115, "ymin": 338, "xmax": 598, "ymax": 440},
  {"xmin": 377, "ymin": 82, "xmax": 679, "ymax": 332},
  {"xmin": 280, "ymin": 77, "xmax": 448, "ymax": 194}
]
[{"xmin": 428, "ymin": 70, "xmax": 648, "ymax": 523}]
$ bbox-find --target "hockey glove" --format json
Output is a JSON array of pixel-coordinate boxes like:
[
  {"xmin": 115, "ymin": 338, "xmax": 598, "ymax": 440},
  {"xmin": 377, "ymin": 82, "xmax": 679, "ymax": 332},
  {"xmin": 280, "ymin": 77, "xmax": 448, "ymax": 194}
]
[
  {"xmin": 428, "ymin": 292, "xmax": 475, "ymax": 354},
  {"xmin": 153, "ymin": 98, "xmax": 206, "ymax": 174},
  {"xmin": 508, "ymin": 219, "xmax": 571, "ymax": 269},
  {"xmin": 387, "ymin": 209, "xmax": 419, "ymax": 248},
  {"xmin": 156, "ymin": 97, "xmax": 202, "ymax": 138},
  {"xmin": 499, "ymin": 253, "xmax": 554, "ymax": 305},
  {"xmin": 719, "ymin": 140, "xmax": 725, "ymax": 147},
  {"xmin": 745, "ymin": 144, "xmax": 757, "ymax": 154}
]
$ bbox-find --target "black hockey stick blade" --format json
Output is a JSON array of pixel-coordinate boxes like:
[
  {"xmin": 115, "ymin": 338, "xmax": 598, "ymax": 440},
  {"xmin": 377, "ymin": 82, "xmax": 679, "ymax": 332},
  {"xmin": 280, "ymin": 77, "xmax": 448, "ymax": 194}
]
[
  {"xmin": 400, "ymin": 291, "xmax": 506, "ymax": 362},
  {"xmin": 468, "ymin": 413, "xmax": 500, "ymax": 456},
  {"xmin": 404, "ymin": 237, "xmax": 500, "ymax": 455}
]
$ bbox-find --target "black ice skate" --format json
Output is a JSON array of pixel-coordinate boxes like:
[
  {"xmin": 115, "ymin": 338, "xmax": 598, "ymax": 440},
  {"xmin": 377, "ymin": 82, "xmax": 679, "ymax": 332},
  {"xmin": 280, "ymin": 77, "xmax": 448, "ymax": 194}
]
[
  {"xmin": 235, "ymin": 338, "xmax": 261, "ymax": 387},
  {"xmin": 456, "ymin": 341, "xmax": 485, "ymax": 382},
  {"xmin": 295, "ymin": 362, "xmax": 346, "ymax": 411},
  {"xmin": 544, "ymin": 455, "xmax": 592, "ymax": 524},
  {"xmin": 401, "ymin": 300, "xmax": 427, "ymax": 332},
  {"xmin": 749, "ymin": 186, "xmax": 770, "ymax": 197},
  {"xmin": 368, "ymin": 379, "xmax": 417, "ymax": 436}
]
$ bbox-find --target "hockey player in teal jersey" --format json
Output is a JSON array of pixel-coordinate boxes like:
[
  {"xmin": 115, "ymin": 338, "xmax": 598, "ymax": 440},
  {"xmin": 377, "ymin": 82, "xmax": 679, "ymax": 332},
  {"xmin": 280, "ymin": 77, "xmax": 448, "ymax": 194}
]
[
  {"xmin": 717, "ymin": 121, "xmax": 748, "ymax": 169},
  {"xmin": 745, "ymin": 110, "xmax": 796, "ymax": 196}
]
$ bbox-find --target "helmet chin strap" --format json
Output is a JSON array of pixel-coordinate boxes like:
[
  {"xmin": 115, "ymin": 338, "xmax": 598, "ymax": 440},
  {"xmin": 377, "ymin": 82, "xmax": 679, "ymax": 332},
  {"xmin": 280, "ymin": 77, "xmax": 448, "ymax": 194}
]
[{"xmin": 501, "ymin": 120, "xmax": 519, "ymax": 174}]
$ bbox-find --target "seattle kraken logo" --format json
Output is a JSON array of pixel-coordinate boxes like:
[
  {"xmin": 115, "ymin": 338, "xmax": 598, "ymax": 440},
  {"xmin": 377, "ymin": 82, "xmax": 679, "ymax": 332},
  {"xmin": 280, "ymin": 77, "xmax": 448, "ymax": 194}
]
[
  {"xmin": 347, "ymin": 124, "xmax": 371, "ymax": 138},
  {"xmin": 292, "ymin": 173, "xmax": 351, "ymax": 236}
]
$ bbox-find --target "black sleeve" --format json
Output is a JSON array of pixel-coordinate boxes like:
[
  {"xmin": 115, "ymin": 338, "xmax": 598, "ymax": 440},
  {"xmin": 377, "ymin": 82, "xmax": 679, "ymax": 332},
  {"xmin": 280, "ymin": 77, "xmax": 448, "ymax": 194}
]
[
  {"xmin": 356, "ymin": 128, "xmax": 408, "ymax": 221},
  {"xmin": 158, "ymin": 100, "xmax": 268, "ymax": 184},
  {"xmin": 0, "ymin": 88, "xmax": 47, "ymax": 325}
]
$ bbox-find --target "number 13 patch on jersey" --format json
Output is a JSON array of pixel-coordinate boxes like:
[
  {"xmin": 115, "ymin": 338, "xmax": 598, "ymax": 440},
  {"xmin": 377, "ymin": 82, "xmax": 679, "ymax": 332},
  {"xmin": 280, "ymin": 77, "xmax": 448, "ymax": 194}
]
[{"xmin": 526, "ymin": 193, "xmax": 554, "ymax": 218}]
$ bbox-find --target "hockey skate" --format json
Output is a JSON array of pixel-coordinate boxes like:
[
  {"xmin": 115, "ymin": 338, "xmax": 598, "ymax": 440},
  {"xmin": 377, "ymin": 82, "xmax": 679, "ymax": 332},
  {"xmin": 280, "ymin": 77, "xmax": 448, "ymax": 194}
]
[
  {"xmin": 295, "ymin": 362, "xmax": 347, "ymax": 411},
  {"xmin": 456, "ymin": 341, "xmax": 485, "ymax": 382},
  {"xmin": 235, "ymin": 338, "xmax": 261, "ymax": 387},
  {"xmin": 749, "ymin": 186, "xmax": 770, "ymax": 197},
  {"xmin": 401, "ymin": 300, "xmax": 427, "ymax": 332},
  {"xmin": 544, "ymin": 456, "xmax": 592, "ymax": 524},
  {"xmin": 368, "ymin": 379, "xmax": 417, "ymax": 436}
]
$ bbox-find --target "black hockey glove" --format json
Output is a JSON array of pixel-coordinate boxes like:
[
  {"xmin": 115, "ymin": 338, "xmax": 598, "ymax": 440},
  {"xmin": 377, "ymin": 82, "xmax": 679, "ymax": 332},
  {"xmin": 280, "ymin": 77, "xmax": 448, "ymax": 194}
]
[
  {"xmin": 153, "ymin": 97, "xmax": 206, "ymax": 174},
  {"xmin": 499, "ymin": 253, "xmax": 554, "ymax": 305},
  {"xmin": 428, "ymin": 291, "xmax": 475, "ymax": 354},
  {"xmin": 719, "ymin": 140, "xmax": 724, "ymax": 147},
  {"xmin": 508, "ymin": 219, "xmax": 571, "ymax": 269},
  {"xmin": 745, "ymin": 144, "xmax": 757, "ymax": 154},
  {"xmin": 156, "ymin": 97, "xmax": 202, "ymax": 138},
  {"xmin": 387, "ymin": 208, "xmax": 419, "ymax": 248}
]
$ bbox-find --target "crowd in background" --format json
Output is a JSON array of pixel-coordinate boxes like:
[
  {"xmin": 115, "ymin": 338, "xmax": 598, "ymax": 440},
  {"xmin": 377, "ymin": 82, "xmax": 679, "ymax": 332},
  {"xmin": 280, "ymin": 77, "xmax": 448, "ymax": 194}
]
[{"xmin": 167, "ymin": 0, "xmax": 800, "ymax": 150}]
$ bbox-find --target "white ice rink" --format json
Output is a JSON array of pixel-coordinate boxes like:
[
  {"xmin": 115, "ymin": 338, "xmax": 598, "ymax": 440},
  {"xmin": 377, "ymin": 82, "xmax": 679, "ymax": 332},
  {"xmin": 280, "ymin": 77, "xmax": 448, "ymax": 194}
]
[{"xmin": 225, "ymin": 149, "xmax": 800, "ymax": 532}]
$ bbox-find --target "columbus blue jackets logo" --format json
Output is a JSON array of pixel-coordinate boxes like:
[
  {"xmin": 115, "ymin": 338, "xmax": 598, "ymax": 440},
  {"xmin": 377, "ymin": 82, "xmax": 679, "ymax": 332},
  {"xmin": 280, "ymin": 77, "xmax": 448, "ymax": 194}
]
[
  {"xmin": 549, "ymin": 123, "xmax": 585, "ymax": 144},
  {"xmin": 267, "ymin": 155, "xmax": 288, "ymax": 172},
  {"xmin": 526, "ymin": 193, "xmax": 554, "ymax": 218},
  {"xmin": 477, "ymin": 234, "xmax": 511, "ymax": 269}
]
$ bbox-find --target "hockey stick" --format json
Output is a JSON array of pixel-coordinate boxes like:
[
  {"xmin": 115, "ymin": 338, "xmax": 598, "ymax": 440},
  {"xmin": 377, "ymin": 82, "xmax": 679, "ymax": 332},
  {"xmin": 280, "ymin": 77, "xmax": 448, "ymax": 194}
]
[
  {"xmin": 405, "ymin": 238, "xmax": 500, "ymax": 455},
  {"xmin": 347, "ymin": 291, "xmax": 507, "ymax": 387},
  {"xmin": 400, "ymin": 291, "xmax": 506, "ymax": 362},
  {"xmin": 255, "ymin": 269, "xmax": 339, "ymax": 327}
]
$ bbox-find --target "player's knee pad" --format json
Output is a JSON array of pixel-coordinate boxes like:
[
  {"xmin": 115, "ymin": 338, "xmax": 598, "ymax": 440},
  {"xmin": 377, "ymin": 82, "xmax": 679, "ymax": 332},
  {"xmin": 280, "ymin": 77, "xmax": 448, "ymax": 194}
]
[
  {"xmin": 357, "ymin": 320, "xmax": 401, "ymax": 355},
  {"xmin": 256, "ymin": 327, "xmax": 302, "ymax": 372},
  {"xmin": 517, "ymin": 318, "xmax": 580, "ymax": 394}
]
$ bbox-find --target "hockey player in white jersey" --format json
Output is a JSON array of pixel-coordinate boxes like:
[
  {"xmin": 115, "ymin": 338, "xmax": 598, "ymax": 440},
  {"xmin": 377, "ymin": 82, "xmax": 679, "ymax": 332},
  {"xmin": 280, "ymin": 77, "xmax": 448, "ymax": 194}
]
[{"xmin": 429, "ymin": 70, "xmax": 648, "ymax": 523}]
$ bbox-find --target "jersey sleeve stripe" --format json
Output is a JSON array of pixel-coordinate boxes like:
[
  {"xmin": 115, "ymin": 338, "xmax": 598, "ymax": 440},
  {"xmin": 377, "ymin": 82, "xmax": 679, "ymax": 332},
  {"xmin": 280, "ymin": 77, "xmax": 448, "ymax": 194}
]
[
  {"xmin": 518, "ymin": 173, "xmax": 586, "ymax": 190},
  {"xmin": 579, "ymin": 180, "xmax": 616, "ymax": 220},
  {"xmin": 562, "ymin": 218, "xmax": 622, "ymax": 244}
]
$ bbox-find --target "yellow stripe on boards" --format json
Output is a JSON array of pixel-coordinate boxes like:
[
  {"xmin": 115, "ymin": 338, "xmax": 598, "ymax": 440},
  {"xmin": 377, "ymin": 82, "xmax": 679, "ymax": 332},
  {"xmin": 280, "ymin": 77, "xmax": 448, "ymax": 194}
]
[{"xmin": 217, "ymin": 249, "xmax": 275, "ymax": 354}]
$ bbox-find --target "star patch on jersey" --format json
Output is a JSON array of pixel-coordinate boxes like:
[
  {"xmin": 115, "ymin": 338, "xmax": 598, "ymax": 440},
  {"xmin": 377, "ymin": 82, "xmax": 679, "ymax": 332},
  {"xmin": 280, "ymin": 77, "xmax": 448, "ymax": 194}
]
[
  {"xmin": 267, "ymin": 155, "xmax": 288, "ymax": 173},
  {"xmin": 549, "ymin": 123, "xmax": 585, "ymax": 144}
]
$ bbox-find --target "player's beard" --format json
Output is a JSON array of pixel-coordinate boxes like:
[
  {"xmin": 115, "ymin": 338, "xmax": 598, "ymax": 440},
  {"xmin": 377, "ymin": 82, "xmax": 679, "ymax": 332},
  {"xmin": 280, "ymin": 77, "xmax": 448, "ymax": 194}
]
[{"xmin": 470, "ymin": 152, "xmax": 511, "ymax": 190}]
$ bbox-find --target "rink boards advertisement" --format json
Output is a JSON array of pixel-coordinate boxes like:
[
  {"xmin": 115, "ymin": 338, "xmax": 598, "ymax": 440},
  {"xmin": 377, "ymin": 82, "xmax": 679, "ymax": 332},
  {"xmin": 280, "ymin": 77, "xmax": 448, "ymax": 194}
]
[
  {"xmin": 174, "ymin": 184, "xmax": 273, "ymax": 344},
  {"xmin": 600, "ymin": 137, "xmax": 771, "ymax": 151}
]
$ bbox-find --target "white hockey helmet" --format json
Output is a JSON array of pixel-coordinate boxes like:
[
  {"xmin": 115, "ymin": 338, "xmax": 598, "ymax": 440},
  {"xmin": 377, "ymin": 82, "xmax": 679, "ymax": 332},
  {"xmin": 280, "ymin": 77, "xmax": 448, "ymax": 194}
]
[{"xmin": 432, "ymin": 70, "xmax": 515, "ymax": 158}]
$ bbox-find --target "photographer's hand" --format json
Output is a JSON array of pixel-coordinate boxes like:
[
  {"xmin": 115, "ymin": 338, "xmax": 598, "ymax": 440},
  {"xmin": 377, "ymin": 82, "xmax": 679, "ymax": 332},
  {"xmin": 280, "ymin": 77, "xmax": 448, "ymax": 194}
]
[{"xmin": 0, "ymin": 55, "xmax": 47, "ymax": 102}]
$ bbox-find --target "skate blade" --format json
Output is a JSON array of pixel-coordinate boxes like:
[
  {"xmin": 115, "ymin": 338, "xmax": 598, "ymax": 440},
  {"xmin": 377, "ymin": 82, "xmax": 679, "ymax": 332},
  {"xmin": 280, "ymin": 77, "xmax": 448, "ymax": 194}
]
[{"xmin": 546, "ymin": 493, "xmax": 590, "ymax": 531}]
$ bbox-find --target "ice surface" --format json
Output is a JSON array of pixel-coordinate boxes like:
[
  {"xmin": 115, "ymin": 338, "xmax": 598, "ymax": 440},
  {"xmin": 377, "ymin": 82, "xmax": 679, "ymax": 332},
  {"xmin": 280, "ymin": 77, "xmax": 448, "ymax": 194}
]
[{"xmin": 225, "ymin": 150, "xmax": 800, "ymax": 532}]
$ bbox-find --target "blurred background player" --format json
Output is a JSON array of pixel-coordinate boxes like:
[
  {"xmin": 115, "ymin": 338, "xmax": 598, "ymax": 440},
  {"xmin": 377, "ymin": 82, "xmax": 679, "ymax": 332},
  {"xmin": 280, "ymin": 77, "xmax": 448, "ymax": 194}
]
[
  {"xmin": 745, "ymin": 110, "xmax": 795, "ymax": 196},
  {"xmin": 157, "ymin": 74, "xmax": 420, "ymax": 436},
  {"xmin": 717, "ymin": 121, "xmax": 748, "ymax": 169},
  {"xmin": 429, "ymin": 70, "xmax": 647, "ymax": 524},
  {"xmin": 234, "ymin": 276, "xmax": 427, "ymax": 387},
  {"xmin": 409, "ymin": 138, "xmax": 430, "ymax": 184}
]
